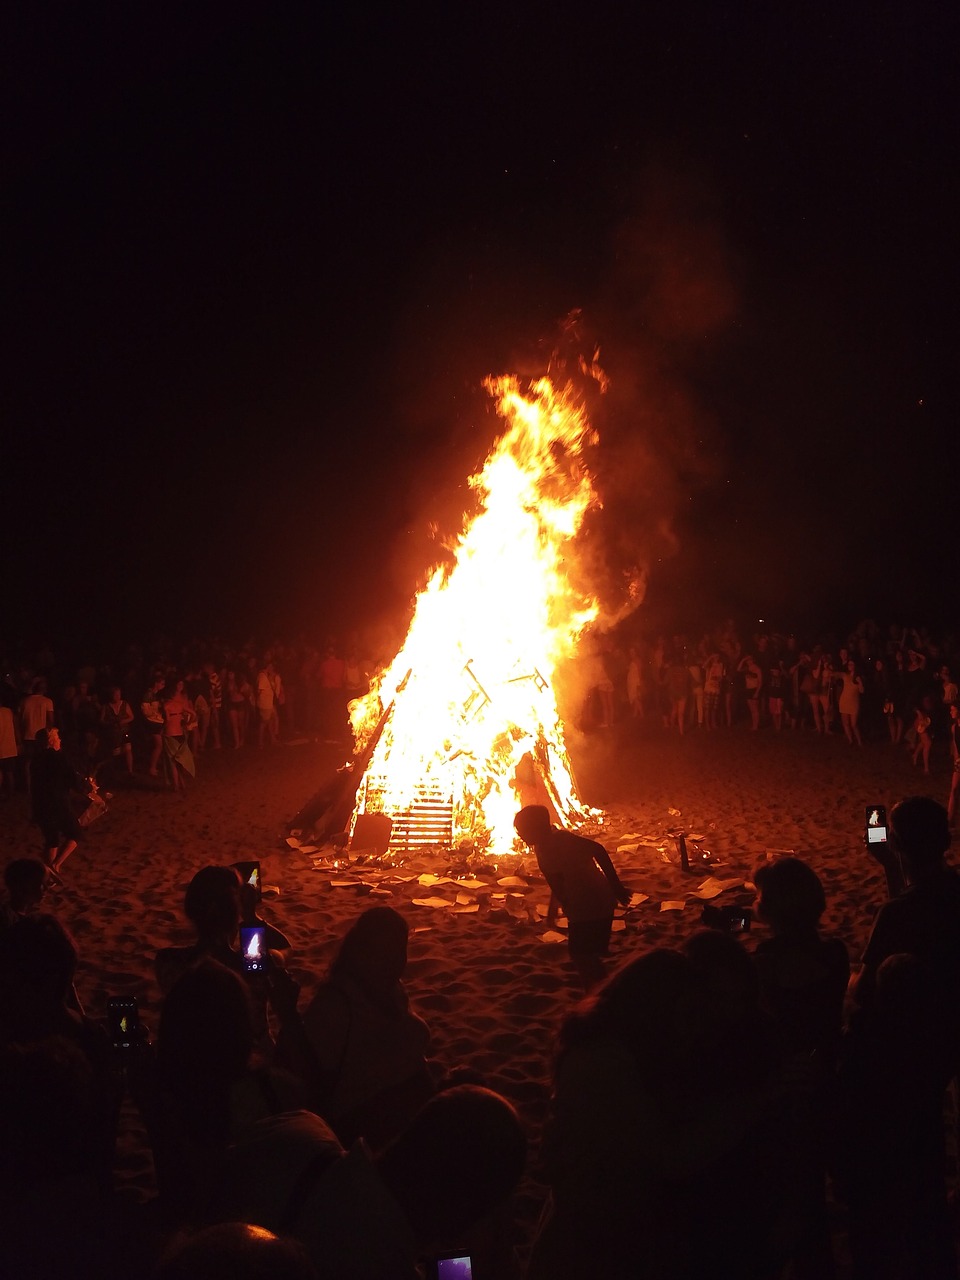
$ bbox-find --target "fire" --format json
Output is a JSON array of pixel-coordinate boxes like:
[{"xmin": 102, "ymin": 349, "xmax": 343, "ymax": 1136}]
[{"xmin": 350, "ymin": 372, "xmax": 604, "ymax": 856}]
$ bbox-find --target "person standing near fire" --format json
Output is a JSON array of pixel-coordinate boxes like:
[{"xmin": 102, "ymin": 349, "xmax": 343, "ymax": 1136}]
[{"xmin": 514, "ymin": 805, "xmax": 630, "ymax": 991}]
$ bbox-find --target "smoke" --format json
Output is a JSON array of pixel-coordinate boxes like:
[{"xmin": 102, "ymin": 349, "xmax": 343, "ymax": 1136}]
[
  {"xmin": 572, "ymin": 159, "xmax": 739, "ymax": 631},
  {"xmin": 361, "ymin": 156, "xmax": 738, "ymax": 648}
]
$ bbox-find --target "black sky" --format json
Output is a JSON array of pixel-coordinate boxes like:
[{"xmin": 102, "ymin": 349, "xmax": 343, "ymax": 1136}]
[{"xmin": 4, "ymin": 2, "xmax": 958, "ymax": 651}]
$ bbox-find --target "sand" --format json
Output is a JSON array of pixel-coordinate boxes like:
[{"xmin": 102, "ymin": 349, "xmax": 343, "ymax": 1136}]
[{"xmin": 0, "ymin": 724, "xmax": 949, "ymax": 1269}]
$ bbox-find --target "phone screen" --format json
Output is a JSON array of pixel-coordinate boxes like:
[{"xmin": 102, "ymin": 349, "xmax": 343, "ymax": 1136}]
[
  {"xmin": 240, "ymin": 925, "xmax": 268, "ymax": 974},
  {"xmin": 107, "ymin": 996, "xmax": 140, "ymax": 1050},
  {"xmin": 232, "ymin": 860, "xmax": 262, "ymax": 900},
  {"xmin": 434, "ymin": 1258, "xmax": 473, "ymax": 1280},
  {"xmin": 865, "ymin": 805, "xmax": 888, "ymax": 844}
]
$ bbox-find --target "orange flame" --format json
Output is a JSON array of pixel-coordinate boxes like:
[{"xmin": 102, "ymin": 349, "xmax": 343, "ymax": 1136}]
[{"xmin": 350, "ymin": 373, "xmax": 603, "ymax": 855}]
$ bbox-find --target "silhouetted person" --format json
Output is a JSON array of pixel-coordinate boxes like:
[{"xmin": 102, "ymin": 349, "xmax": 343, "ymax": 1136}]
[
  {"xmin": 299, "ymin": 906, "xmax": 433, "ymax": 1148},
  {"xmin": 207, "ymin": 1085, "xmax": 526, "ymax": 1280},
  {"xmin": 0, "ymin": 1037, "xmax": 113, "ymax": 1280},
  {"xmin": 31, "ymin": 726, "xmax": 102, "ymax": 875},
  {"xmin": 841, "ymin": 796, "xmax": 960, "ymax": 1280},
  {"xmin": 854, "ymin": 795, "xmax": 960, "ymax": 1016},
  {"xmin": 514, "ymin": 804, "xmax": 629, "ymax": 991},
  {"xmin": 753, "ymin": 856, "xmax": 849, "ymax": 1068},
  {"xmin": 155, "ymin": 865, "xmax": 277, "ymax": 1060},
  {"xmin": 530, "ymin": 947, "xmax": 781, "ymax": 1279},
  {"xmin": 0, "ymin": 915, "xmax": 120, "ymax": 1186},
  {"xmin": 751, "ymin": 858, "xmax": 849, "ymax": 1278},
  {"xmin": 1, "ymin": 857, "xmax": 48, "ymax": 924},
  {"xmin": 154, "ymin": 1223, "xmax": 318, "ymax": 1280},
  {"xmin": 145, "ymin": 959, "xmax": 309, "ymax": 1227}
]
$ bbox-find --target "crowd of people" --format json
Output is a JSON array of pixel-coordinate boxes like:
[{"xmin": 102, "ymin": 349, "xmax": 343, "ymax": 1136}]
[
  {"xmin": 3, "ymin": 617, "xmax": 960, "ymax": 796},
  {"xmin": 0, "ymin": 636, "xmax": 375, "ymax": 788},
  {"xmin": 597, "ymin": 620, "xmax": 960, "ymax": 760},
  {"xmin": 0, "ymin": 861, "xmax": 525, "ymax": 1279},
  {"xmin": 2, "ymin": 796, "xmax": 960, "ymax": 1277},
  {"xmin": 2, "ymin": 620, "xmax": 960, "ymax": 1275}
]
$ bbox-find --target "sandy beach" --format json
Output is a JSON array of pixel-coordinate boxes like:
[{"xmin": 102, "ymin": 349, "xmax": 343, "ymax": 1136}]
[{"xmin": 0, "ymin": 722, "xmax": 949, "ymax": 1271}]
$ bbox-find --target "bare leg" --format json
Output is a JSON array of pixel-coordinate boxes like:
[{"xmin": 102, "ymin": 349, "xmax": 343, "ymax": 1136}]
[
  {"xmin": 809, "ymin": 695, "xmax": 822, "ymax": 733},
  {"xmin": 841, "ymin": 713, "xmax": 854, "ymax": 744},
  {"xmin": 148, "ymin": 733, "xmax": 163, "ymax": 775},
  {"xmin": 851, "ymin": 709, "xmax": 862, "ymax": 746},
  {"xmin": 53, "ymin": 839, "xmax": 78, "ymax": 872}
]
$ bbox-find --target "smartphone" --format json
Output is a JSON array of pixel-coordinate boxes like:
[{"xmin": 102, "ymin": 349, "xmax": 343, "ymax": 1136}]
[
  {"xmin": 107, "ymin": 996, "xmax": 140, "ymax": 1050},
  {"xmin": 233, "ymin": 860, "xmax": 262, "ymax": 901},
  {"xmin": 865, "ymin": 804, "xmax": 888, "ymax": 846},
  {"xmin": 701, "ymin": 903, "xmax": 752, "ymax": 934},
  {"xmin": 428, "ymin": 1256, "xmax": 474, "ymax": 1280},
  {"xmin": 240, "ymin": 924, "xmax": 268, "ymax": 974}
]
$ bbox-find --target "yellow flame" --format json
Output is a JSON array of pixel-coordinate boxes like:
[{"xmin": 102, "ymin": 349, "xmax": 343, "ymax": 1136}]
[{"xmin": 351, "ymin": 374, "xmax": 603, "ymax": 854}]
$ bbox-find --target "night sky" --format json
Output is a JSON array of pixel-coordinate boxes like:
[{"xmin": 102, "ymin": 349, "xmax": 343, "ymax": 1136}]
[{"xmin": 5, "ymin": 3, "xmax": 957, "ymax": 652}]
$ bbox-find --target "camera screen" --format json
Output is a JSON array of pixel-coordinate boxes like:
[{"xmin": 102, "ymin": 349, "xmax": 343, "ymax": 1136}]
[
  {"xmin": 240, "ymin": 926, "xmax": 267, "ymax": 973},
  {"xmin": 107, "ymin": 997, "xmax": 139, "ymax": 1049},
  {"xmin": 435, "ymin": 1259, "xmax": 473, "ymax": 1280},
  {"xmin": 865, "ymin": 806, "xmax": 888, "ymax": 843}
]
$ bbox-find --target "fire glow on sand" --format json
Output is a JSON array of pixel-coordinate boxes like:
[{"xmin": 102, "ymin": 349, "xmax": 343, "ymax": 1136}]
[{"xmin": 348, "ymin": 369, "xmax": 610, "ymax": 858}]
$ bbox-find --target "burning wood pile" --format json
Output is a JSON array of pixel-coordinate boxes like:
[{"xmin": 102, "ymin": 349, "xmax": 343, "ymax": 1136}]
[{"xmin": 290, "ymin": 368, "xmax": 610, "ymax": 864}]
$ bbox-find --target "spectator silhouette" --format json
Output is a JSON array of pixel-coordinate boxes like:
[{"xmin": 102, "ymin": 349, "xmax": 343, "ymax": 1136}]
[
  {"xmin": 0, "ymin": 915, "xmax": 121, "ymax": 1186},
  {"xmin": 854, "ymin": 795, "xmax": 960, "ymax": 1014},
  {"xmin": 0, "ymin": 1037, "xmax": 114, "ymax": 1279},
  {"xmin": 752, "ymin": 856, "xmax": 849, "ymax": 1067},
  {"xmin": 840, "ymin": 796, "xmax": 960, "ymax": 1279},
  {"xmin": 529, "ymin": 947, "xmax": 781, "ymax": 1279},
  {"xmin": 155, "ymin": 865, "xmax": 279, "ymax": 1060},
  {"xmin": 154, "ymin": 1223, "xmax": 317, "ymax": 1280},
  {"xmin": 751, "ymin": 859, "xmax": 849, "ymax": 1278},
  {"xmin": 207, "ymin": 1085, "xmax": 526, "ymax": 1280},
  {"xmin": 145, "ymin": 958, "xmax": 310, "ymax": 1227},
  {"xmin": 298, "ymin": 906, "xmax": 433, "ymax": 1148},
  {"xmin": 1, "ymin": 856, "xmax": 48, "ymax": 924}
]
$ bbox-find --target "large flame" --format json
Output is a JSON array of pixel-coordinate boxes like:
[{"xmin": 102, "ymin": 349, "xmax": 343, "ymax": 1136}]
[{"xmin": 350, "ymin": 373, "xmax": 603, "ymax": 855}]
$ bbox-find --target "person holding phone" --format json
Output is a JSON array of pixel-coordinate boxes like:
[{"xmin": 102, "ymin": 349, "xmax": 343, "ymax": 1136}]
[
  {"xmin": 154, "ymin": 865, "xmax": 277, "ymax": 1061},
  {"xmin": 842, "ymin": 797, "xmax": 960, "ymax": 1280}
]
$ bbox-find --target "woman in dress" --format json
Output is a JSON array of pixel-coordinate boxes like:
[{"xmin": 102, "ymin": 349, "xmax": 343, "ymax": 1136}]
[{"xmin": 836, "ymin": 660, "xmax": 864, "ymax": 746}]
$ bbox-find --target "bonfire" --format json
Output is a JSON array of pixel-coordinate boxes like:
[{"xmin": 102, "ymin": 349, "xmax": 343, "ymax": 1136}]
[{"xmin": 346, "ymin": 369, "xmax": 607, "ymax": 859}]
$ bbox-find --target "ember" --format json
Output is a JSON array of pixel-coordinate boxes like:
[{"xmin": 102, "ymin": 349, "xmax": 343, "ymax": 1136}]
[{"xmin": 349, "ymin": 370, "xmax": 606, "ymax": 857}]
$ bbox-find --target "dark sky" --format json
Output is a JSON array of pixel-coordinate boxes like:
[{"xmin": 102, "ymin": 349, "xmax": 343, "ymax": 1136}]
[{"xmin": 5, "ymin": 2, "xmax": 957, "ymax": 652}]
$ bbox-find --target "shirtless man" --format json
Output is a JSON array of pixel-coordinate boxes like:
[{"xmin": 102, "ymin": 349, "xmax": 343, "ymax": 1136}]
[{"xmin": 514, "ymin": 805, "xmax": 630, "ymax": 990}]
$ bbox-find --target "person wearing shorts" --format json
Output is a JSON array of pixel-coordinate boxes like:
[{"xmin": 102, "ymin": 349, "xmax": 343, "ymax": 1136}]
[
  {"xmin": 31, "ymin": 727, "xmax": 102, "ymax": 875},
  {"xmin": 514, "ymin": 805, "xmax": 630, "ymax": 991}
]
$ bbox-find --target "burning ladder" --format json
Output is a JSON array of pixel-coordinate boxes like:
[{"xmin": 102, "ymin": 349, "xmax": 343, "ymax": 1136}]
[{"xmin": 359, "ymin": 775, "xmax": 455, "ymax": 855}]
